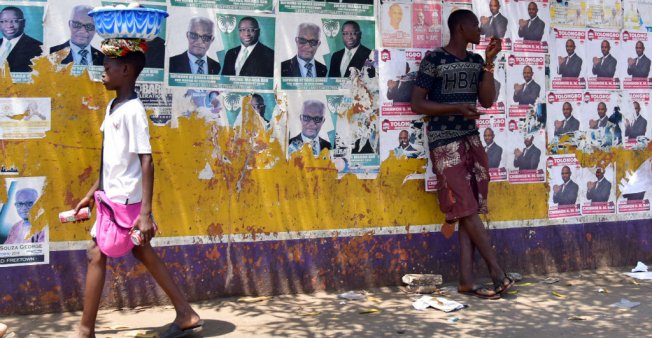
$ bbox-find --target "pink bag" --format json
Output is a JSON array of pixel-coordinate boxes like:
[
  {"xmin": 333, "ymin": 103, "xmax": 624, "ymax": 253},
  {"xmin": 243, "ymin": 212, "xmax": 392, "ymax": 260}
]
[{"xmin": 94, "ymin": 190, "xmax": 141, "ymax": 257}]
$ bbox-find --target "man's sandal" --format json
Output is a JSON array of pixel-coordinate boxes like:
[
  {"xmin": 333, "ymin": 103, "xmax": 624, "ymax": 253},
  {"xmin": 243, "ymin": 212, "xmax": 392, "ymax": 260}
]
[
  {"xmin": 458, "ymin": 287, "xmax": 501, "ymax": 300},
  {"xmin": 494, "ymin": 274, "xmax": 515, "ymax": 294}
]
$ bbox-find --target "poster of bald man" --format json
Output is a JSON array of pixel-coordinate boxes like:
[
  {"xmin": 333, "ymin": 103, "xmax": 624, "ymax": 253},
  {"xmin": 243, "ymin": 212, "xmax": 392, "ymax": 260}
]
[
  {"xmin": 550, "ymin": 28, "xmax": 588, "ymax": 90},
  {"xmin": 506, "ymin": 54, "xmax": 545, "ymax": 118},
  {"xmin": 473, "ymin": 0, "xmax": 511, "ymax": 51},
  {"xmin": 0, "ymin": 97, "xmax": 51, "ymax": 139},
  {"xmin": 379, "ymin": 48, "xmax": 424, "ymax": 116},
  {"xmin": 622, "ymin": 31, "xmax": 652, "ymax": 90},
  {"xmin": 477, "ymin": 115, "xmax": 507, "ymax": 182},
  {"xmin": 586, "ymin": 0, "xmax": 622, "ymax": 29},
  {"xmin": 0, "ymin": 176, "xmax": 48, "ymax": 267},
  {"xmin": 441, "ymin": 1, "xmax": 472, "ymax": 46},
  {"xmin": 381, "ymin": 2, "xmax": 412, "ymax": 48},
  {"xmin": 578, "ymin": 92, "xmax": 621, "ymax": 151},
  {"xmin": 379, "ymin": 116, "xmax": 426, "ymax": 161},
  {"xmin": 0, "ymin": 4, "xmax": 44, "ymax": 83},
  {"xmin": 279, "ymin": 0, "xmax": 373, "ymax": 17},
  {"xmin": 412, "ymin": 2, "xmax": 442, "ymax": 49},
  {"xmin": 586, "ymin": 29, "xmax": 623, "ymax": 90},
  {"xmin": 622, "ymin": 91, "xmax": 651, "ymax": 150},
  {"xmin": 506, "ymin": 119, "xmax": 546, "ymax": 184},
  {"xmin": 507, "ymin": 0, "xmax": 550, "ymax": 53},
  {"xmin": 582, "ymin": 164, "xmax": 616, "ymax": 215},
  {"xmin": 170, "ymin": 0, "xmax": 272, "ymax": 12},
  {"xmin": 547, "ymin": 154, "xmax": 583, "ymax": 219},
  {"xmin": 547, "ymin": 92, "xmax": 583, "ymax": 149}
]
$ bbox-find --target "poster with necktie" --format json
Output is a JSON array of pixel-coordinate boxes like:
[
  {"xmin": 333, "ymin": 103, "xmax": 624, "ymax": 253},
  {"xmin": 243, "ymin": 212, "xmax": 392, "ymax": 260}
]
[
  {"xmin": 550, "ymin": 28, "xmax": 588, "ymax": 90},
  {"xmin": 505, "ymin": 112, "xmax": 546, "ymax": 184},
  {"xmin": 0, "ymin": 1, "xmax": 46, "ymax": 83},
  {"xmin": 577, "ymin": 91, "xmax": 622, "ymax": 152},
  {"xmin": 621, "ymin": 30, "xmax": 652, "ymax": 90},
  {"xmin": 582, "ymin": 163, "xmax": 616, "ymax": 215},
  {"xmin": 379, "ymin": 115, "xmax": 426, "ymax": 162},
  {"xmin": 506, "ymin": 0, "xmax": 550, "ymax": 53},
  {"xmin": 477, "ymin": 115, "xmax": 507, "ymax": 182},
  {"xmin": 547, "ymin": 154, "xmax": 583, "ymax": 218},
  {"xmin": 378, "ymin": 48, "xmax": 426, "ymax": 116},
  {"xmin": 547, "ymin": 91, "xmax": 583, "ymax": 150},
  {"xmin": 473, "ymin": 0, "xmax": 511, "ymax": 51},
  {"xmin": 477, "ymin": 55, "xmax": 506, "ymax": 116},
  {"xmin": 506, "ymin": 53, "xmax": 545, "ymax": 118},
  {"xmin": 411, "ymin": 1, "xmax": 442, "ymax": 49},
  {"xmin": 622, "ymin": 91, "xmax": 651, "ymax": 150},
  {"xmin": 586, "ymin": 29, "xmax": 622, "ymax": 90}
]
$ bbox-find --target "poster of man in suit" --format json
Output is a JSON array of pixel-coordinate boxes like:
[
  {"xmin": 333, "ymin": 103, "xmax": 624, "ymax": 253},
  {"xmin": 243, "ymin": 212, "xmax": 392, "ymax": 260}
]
[
  {"xmin": 412, "ymin": 2, "xmax": 441, "ymax": 49},
  {"xmin": 506, "ymin": 124, "xmax": 546, "ymax": 184},
  {"xmin": 0, "ymin": 4, "xmax": 44, "ymax": 83},
  {"xmin": 478, "ymin": 116, "xmax": 507, "ymax": 182},
  {"xmin": 506, "ymin": 54, "xmax": 544, "ymax": 117},
  {"xmin": 550, "ymin": 28, "xmax": 587, "ymax": 90},
  {"xmin": 622, "ymin": 31, "xmax": 652, "ymax": 90},
  {"xmin": 474, "ymin": 0, "xmax": 511, "ymax": 51},
  {"xmin": 548, "ymin": 154, "xmax": 582, "ymax": 218},
  {"xmin": 547, "ymin": 92, "xmax": 583, "ymax": 148},
  {"xmin": 378, "ymin": 49, "xmax": 423, "ymax": 116},
  {"xmin": 381, "ymin": 2, "xmax": 411, "ymax": 48},
  {"xmin": 582, "ymin": 164, "xmax": 616, "ymax": 215},
  {"xmin": 587, "ymin": 29, "xmax": 623, "ymax": 90},
  {"xmin": 379, "ymin": 117, "xmax": 426, "ymax": 162},
  {"xmin": 580, "ymin": 92, "xmax": 621, "ymax": 150},
  {"xmin": 221, "ymin": 17, "xmax": 274, "ymax": 78},
  {"xmin": 622, "ymin": 91, "xmax": 651, "ymax": 150},
  {"xmin": 509, "ymin": 0, "xmax": 550, "ymax": 53}
]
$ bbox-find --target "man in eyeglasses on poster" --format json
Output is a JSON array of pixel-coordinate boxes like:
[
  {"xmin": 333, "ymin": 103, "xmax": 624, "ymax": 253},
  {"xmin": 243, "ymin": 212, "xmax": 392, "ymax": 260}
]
[
  {"xmin": 221, "ymin": 17, "xmax": 274, "ymax": 77},
  {"xmin": 3, "ymin": 188, "xmax": 44, "ymax": 244},
  {"xmin": 281, "ymin": 23, "xmax": 328, "ymax": 78},
  {"xmin": 0, "ymin": 6, "xmax": 42, "ymax": 73},
  {"xmin": 169, "ymin": 16, "xmax": 220, "ymax": 75},
  {"xmin": 50, "ymin": 5, "xmax": 103, "ymax": 66},
  {"xmin": 288, "ymin": 100, "xmax": 331, "ymax": 157}
]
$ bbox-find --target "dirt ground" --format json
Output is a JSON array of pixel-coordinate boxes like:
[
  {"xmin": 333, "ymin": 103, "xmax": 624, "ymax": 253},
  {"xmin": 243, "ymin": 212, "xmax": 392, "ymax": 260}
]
[{"xmin": 2, "ymin": 267, "xmax": 652, "ymax": 338}]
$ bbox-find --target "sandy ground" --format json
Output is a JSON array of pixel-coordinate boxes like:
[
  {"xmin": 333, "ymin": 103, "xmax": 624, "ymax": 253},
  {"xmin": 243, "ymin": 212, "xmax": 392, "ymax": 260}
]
[{"xmin": 2, "ymin": 267, "xmax": 652, "ymax": 338}]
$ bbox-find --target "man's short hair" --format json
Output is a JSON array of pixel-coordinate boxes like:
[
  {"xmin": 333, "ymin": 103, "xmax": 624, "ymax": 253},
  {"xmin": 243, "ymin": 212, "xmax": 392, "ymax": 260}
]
[
  {"xmin": 16, "ymin": 188, "xmax": 38, "ymax": 201},
  {"xmin": 239, "ymin": 16, "xmax": 259, "ymax": 28},
  {"xmin": 302, "ymin": 99, "xmax": 325, "ymax": 114},
  {"xmin": 297, "ymin": 23, "xmax": 320, "ymax": 36},
  {"xmin": 342, "ymin": 21, "xmax": 360, "ymax": 32},
  {"xmin": 117, "ymin": 51, "xmax": 146, "ymax": 77},
  {"xmin": 251, "ymin": 93, "xmax": 264, "ymax": 102},
  {"xmin": 70, "ymin": 4, "xmax": 93, "ymax": 18},
  {"xmin": 188, "ymin": 16, "xmax": 214, "ymax": 31},
  {"xmin": 1, "ymin": 6, "xmax": 23, "ymax": 18},
  {"xmin": 448, "ymin": 9, "xmax": 476, "ymax": 33}
]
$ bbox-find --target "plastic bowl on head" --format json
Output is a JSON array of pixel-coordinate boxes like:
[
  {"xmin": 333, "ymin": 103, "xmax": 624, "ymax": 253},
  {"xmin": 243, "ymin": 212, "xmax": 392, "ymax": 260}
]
[{"xmin": 88, "ymin": 8, "xmax": 169, "ymax": 41}]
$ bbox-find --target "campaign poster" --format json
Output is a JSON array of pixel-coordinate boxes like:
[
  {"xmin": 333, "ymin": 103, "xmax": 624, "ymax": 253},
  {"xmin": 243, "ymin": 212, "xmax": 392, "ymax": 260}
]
[
  {"xmin": 506, "ymin": 117, "xmax": 546, "ymax": 184},
  {"xmin": 621, "ymin": 30, "xmax": 652, "ymax": 90},
  {"xmin": 379, "ymin": 116, "xmax": 427, "ymax": 161},
  {"xmin": 473, "ymin": 0, "xmax": 511, "ymax": 51},
  {"xmin": 478, "ymin": 115, "xmax": 508, "ymax": 182},
  {"xmin": 582, "ymin": 164, "xmax": 616, "ymax": 215},
  {"xmin": 412, "ymin": 2, "xmax": 442, "ymax": 49},
  {"xmin": 135, "ymin": 83, "xmax": 173, "ymax": 126},
  {"xmin": 585, "ymin": 0, "xmax": 622, "ymax": 29},
  {"xmin": 0, "ymin": 2, "xmax": 45, "ymax": 83},
  {"xmin": 425, "ymin": 151, "xmax": 437, "ymax": 192},
  {"xmin": 381, "ymin": 1, "xmax": 412, "ymax": 48},
  {"xmin": 286, "ymin": 90, "xmax": 339, "ymax": 159},
  {"xmin": 586, "ymin": 29, "xmax": 622, "ymax": 90},
  {"xmin": 634, "ymin": 0, "xmax": 652, "ymax": 31},
  {"xmin": 507, "ymin": 0, "xmax": 550, "ymax": 54},
  {"xmin": 505, "ymin": 53, "xmax": 545, "ymax": 118},
  {"xmin": 547, "ymin": 154, "xmax": 582, "ymax": 219},
  {"xmin": 622, "ymin": 91, "xmax": 651, "ymax": 150},
  {"xmin": 171, "ymin": 0, "xmax": 272, "ymax": 12},
  {"xmin": 0, "ymin": 98, "xmax": 50, "ymax": 139},
  {"xmin": 547, "ymin": 92, "xmax": 583, "ymax": 151},
  {"xmin": 478, "ymin": 57, "xmax": 506, "ymax": 116},
  {"xmin": 550, "ymin": 28, "xmax": 587, "ymax": 90},
  {"xmin": 578, "ymin": 91, "xmax": 622, "ymax": 151},
  {"xmin": 441, "ymin": 1, "xmax": 472, "ymax": 46},
  {"xmin": 379, "ymin": 48, "xmax": 424, "ymax": 116},
  {"xmin": 279, "ymin": 0, "xmax": 374, "ymax": 17},
  {"xmin": 549, "ymin": 0, "xmax": 587, "ymax": 28},
  {"xmin": 0, "ymin": 176, "xmax": 49, "ymax": 267},
  {"xmin": 617, "ymin": 157, "xmax": 652, "ymax": 214}
]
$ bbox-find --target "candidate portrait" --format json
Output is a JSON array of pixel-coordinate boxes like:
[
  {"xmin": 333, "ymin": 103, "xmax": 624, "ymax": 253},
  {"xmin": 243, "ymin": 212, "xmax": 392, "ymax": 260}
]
[
  {"xmin": 480, "ymin": 0, "xmax": 508, "ymax": 39},
  {"xmin": 222, "ymin": 17, "xmax": 274, "ymax": 77},
  {"xmin": 586, "ymin": 167, "xmax": 611, "ymax": 203},
  {"xmin": 281, "ymin": 23, "xmax": 327, "ymax": 78},
  {"xmin": 483, "ymin": 128, "xmax": 503, "ymax": 169},
  {"xmin": 518, "ymin": 2, "xmax": 545, "ymax": 41},
  {"xmin": 592, "ymin": 40, "xmax": 617, "ymax": 78},
  {"xmin": 0, "ymin": 6, "xmax": 42, "ymax": 72},
  {"xmin": 627, "ymin": 41, "xmax": 651, "ymax": 78},
  {"xmin": 589, "ymin": 102, "xmax": 609, "ymax": 129},
  {"xmin": 50, "ymin": 5, "xmax": 103, "ymax": 66},
  {"xmin": 512, "ymin": 65, "xmax": 541, "ymax": 105},
  {"xmin": 513, "ymin": 135, "xmax": 540, "ymax": 170},
  {"xmin": 557, "ymin": 39, "xmax": 582, "ymax": 78},
  {"xmin": 288, "ymin": 99, "xmax": 332, "ymax": 157},
  {"xmin": 169, "ymin": 16, "xmax": 220, "ymax": 75},
  {"xmin": 625, "ymin": 101, "xmax": 648, "ymax": 139},
  {"xmin": 552, "ymin": 166, "xmax": 579, "ymax": 206},
  {"xmin": 554, "ymin": 102, "xmax": 580, "ymax": 136},
  {"xmin": 328, "ymin": 21, "xmax": 374, "ymax": 78}
]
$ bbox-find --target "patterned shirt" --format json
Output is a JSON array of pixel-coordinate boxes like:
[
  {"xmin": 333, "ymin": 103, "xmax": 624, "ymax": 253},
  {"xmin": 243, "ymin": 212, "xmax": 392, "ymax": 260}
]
[{"xmin": 415, "ymin": 48, "xmax": 485, "ymax": 149}]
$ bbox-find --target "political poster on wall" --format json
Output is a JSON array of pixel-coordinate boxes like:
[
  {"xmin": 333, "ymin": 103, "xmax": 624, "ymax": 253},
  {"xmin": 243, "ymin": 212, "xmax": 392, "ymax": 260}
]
[
  {"xmin": 0, "ymin": 176, "xmax": 48, "ymax": 267},
  {"xmin": 473, "ymin": 0, "xmax": 511, "ymax": 51},
  {"xmin": 507, "ymin": 0, "xmax": 550, "ymax": 54},
  {"xmin": 379, "ymin": 48, "xmax": 425, "ymax": 116},
  {"xmin": 0, "ymin": 97, "xmax": 51, "ymax": 139},
  {"xmin": 412, "ymin": 1, "xmax": 442, "ymax": 49},
  {"xmin": 381, "ymin": 1, "xmax": 412, "ymax": 48},
  {"xmin": 547, "ymin": 154, "xmax": 582, "ymax": 219},
  {"xmin": 586, "ymin": 29, "xmax": 622, "ymax": 90},
  {"xmin": 171, "ymin": 0, "xmax": 272, "ymax": 12},
  {"xmin": 478, "ymin": 115, "xmax": 508, "ymax": 182},
  {"xmin": 621, "ymin": 30, "xmax": 652, "ymax": 90},
  {"xmin": 478, "ymin": 57, "xmax": 506, "ymax": 115},
  {"xmin": 379, "ymin": 116, "xmax": 426, "ymax": 161},
  {"xmin": 0, "ymin": 2, "xmax": 45, "ymax": 83},
  {"xmin": 618, "ymin": 157, "xmax": 652, "ymax": 214},
  {"xmin": 506, "ymin": 115, "xmax": 546, "ymax": 184},
  {"xmin": 549, "ymin": 0, "xmax": 586, "ymax": 28},
  {"xmin": 622, "ymin": 91, "xmax": 651, "ymax": 150},
  {"xmin": 582, "ymin": 163, "xmax": 616, "ymax": 215},
  {"xmin": 578, "ymin": 91, "xmax": 622, "ymax": 152},
  {"xmin": 586, "ymin": 0, "xmax": 622, "ymax": 29},
  {"xmin": 547, "ymin": 92, "xmax": 583, "ymax": 151},
  {"xmin": 506, "ymin": 53, "xmax": 545, "ymax": 118},
  {"xmin": 550, "ymin": 28, "xmax": 587, "ymax": 90}
]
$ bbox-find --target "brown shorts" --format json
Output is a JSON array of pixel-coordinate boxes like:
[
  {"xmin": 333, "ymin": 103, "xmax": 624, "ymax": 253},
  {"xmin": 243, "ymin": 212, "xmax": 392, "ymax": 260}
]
[{"xmin": 430, "ymin": 134, "xmax": 489, "ymax": 222}]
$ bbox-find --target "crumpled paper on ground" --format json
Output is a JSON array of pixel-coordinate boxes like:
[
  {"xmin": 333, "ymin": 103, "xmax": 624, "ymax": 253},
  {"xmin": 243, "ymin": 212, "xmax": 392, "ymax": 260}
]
[{"xmin": 412, "ymin": 295, "xmax": 465, "ymax": 312}]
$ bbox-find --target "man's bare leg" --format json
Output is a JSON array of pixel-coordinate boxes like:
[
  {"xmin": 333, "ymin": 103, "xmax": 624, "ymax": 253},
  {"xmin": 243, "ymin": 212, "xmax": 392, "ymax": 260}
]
[
  {"xmin": 458, "ymin": 222, "xmax": 476, "ymax": 291},
  {"xmin": 459, "ymin": 214, "xmax": 506, "ymax": 285},
  {"xmin": 132, "ymin": 244, "xmax": 200, "ymax": 328}
]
